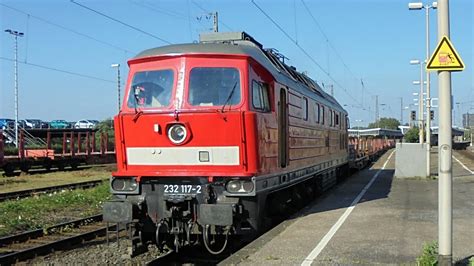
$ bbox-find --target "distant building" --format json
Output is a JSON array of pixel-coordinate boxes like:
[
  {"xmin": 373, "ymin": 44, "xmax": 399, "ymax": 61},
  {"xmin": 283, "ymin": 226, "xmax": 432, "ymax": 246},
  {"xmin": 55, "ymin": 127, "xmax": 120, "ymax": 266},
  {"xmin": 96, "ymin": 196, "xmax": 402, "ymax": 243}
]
[{"xmin": 463, "ymin": 113, "xmax": 474, "ymax": 128}]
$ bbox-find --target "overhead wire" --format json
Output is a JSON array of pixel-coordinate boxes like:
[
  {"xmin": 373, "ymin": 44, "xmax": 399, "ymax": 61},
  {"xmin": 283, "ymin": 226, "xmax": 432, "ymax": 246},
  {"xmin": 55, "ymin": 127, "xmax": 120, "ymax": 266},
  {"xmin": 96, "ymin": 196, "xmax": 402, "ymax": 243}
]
[
  {"xmin": 143, "ymin": 0, "xmax": 189, "ymax": 18},
  {"xmin": 0, "ymin": 57, "xmax": 115, "ymax": 83},
  {"xmin": 251, "ymin": 0, "xmax": 363, "ymax": 107},
  {"xmin": 70, "ymin": 0, "xmax": 172, "ymax": 45},
  {"xmin": 186, "ymin": 0, "xmax": 193, "ymax": 40},
  {"xmin": 293, "ymin": 0, "xmax": 298, "ymax": 44},
  {"xmin": 25, "ymin": 14, "xmax": 30, "ymax": 62},
  {"xmin": 300, "ymin": 0, "xmax": 376, "ymax": 97},
  {"xmin": 0, "ymin": 3, "xmax": 137, "ymax": 55},
  {"xmin": 191, "ymin": 0, "xmax": 233, "ymax": 31},
  {"xmin": 127, "ymin": 0, "xmax": 188, "ymax": 20}
]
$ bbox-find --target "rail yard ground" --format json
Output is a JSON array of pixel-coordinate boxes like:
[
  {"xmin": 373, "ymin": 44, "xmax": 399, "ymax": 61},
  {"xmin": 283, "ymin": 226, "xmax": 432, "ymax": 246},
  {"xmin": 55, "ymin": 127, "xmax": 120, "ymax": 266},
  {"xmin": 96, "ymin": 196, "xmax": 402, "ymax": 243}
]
[
  {"xmin": 223, "ymin": 149, "xmax": 474, "ymax": 265},
  {"xmin": 2, "ymin": 150, "xmax": 473, "ymax": 264},
  {"xmin": 0, "ymin": 165, "xmax": 114, "ymax": 236},
  {"xmin": 0, "ymin": 164, "xmax": 114, "ymax": 193}
]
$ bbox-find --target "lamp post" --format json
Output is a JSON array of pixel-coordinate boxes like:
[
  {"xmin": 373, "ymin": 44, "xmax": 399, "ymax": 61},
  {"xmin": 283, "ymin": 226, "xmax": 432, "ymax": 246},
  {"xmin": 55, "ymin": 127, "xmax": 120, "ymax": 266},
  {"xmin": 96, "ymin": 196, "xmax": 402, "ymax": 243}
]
[
  {"xmin": 405, "ymin": 104, "xmax": 417, "ymax": 127},
  {"xmin": 409, "ymin": 1, "xmax": 437, "ymax": 178},
  {"xmin": 4, "ymin": 29, "xmax": 24, "ymax": 148},
  {"xmin": 111, "ymin": 63, "xmax": 121, "ymax": 113},
  {"xmin": 410, "ymin": 59, "xmax": 424, "ymax": 144}
]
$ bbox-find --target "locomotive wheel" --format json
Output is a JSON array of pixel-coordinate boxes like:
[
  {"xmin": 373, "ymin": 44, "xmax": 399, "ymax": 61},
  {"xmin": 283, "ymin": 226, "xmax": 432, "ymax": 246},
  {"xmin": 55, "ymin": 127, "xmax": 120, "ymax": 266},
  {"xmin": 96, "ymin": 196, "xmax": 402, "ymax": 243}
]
[
  {"xmin": 155, "ymin": 221, "xmax": 173, "ymax": 252},
  {"xmin": 70, "ymin": 160, "xmax": 79, "ymax": 170},
  {"xmin": 44, "ymin": 161, "xmax": 52, "ymax": 171},
  {"xmin": 202, "ymin": 225, "xmax": 230, "ymax": 255},
  {"xmin": 290, "ymin": 186, "xmax": 305, "ymax": 209},
  {"xmin": 57, "ymin": 162, "xmax": 65, "ymax": 171},
  {"xmin": 3, "ymin": 163, "xmax": 15, "ymax": 176},
  {"xmin": 20, "ymin": 162, "xmax": 31, "ymax": 173}
]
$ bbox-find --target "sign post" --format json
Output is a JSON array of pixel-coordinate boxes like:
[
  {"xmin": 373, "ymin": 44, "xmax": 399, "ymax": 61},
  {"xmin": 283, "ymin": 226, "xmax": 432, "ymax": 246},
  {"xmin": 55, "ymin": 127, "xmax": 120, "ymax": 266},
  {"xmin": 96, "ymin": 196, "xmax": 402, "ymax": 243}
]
[{"xmin": 427, "ymin": 0, "xmax": 465, "ymax": 265}]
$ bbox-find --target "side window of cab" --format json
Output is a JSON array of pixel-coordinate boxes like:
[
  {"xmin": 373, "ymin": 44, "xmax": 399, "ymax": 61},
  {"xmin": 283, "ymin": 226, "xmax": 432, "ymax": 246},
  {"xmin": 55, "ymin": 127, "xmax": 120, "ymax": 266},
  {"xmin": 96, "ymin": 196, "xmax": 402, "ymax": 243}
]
[{"xmin": 252, "ymin": 80, "xmax": 270, "ymax": 112}]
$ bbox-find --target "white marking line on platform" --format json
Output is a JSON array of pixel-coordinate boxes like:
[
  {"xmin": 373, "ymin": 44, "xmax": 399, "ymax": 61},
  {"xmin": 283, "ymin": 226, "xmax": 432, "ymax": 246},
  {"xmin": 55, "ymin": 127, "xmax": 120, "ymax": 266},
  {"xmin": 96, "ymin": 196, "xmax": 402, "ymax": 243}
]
[
  {"xmin": 301, "ymin": 150, "xmax": 395, "ymax": 266},
  {"xmin": 453, "ymin": 155, "xmax": 474, "ymax": 175}
]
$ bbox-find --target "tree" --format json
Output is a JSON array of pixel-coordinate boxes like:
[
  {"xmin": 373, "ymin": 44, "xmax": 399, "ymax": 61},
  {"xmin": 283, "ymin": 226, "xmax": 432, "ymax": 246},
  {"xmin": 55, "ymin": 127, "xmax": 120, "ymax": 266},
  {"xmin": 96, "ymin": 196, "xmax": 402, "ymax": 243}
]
[
  {"xmin": 404, "ymin": 127, "xmax": 419, "ymax": 143},
  {"xmin": 368, "ymin": 117, "xmax": 400, "ymax": 130}
]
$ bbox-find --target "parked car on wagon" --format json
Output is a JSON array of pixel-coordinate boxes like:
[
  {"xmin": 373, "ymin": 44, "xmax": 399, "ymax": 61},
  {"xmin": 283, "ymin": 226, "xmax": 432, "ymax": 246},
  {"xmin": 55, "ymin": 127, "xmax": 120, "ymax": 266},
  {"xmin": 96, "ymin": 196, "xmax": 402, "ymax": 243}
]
[
  {"xmin": 50, "ymin": 120, "xmax": 69, "ymax": 129},
  {"xmin": 74, "ymin": 119, "xmax": 99, "ymax": 129},
  {"xmin": 40, "ymin": 121, "xmax": 49, "ymax": 128},
  {"xmin": 0, "ymin": 118, "xmax": 14, "ymax": 130},
  {"xmin": 22, "ymin": 119, "xmax": 42, "ymax": 129}
]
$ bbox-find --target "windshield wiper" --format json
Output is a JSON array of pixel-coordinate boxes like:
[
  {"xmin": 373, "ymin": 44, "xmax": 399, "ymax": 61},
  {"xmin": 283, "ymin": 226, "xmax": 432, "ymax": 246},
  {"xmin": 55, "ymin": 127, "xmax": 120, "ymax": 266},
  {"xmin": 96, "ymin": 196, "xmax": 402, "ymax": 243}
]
[
  {"xmin": 132, "ymin": 86, "xmax": 144, "ymax": 122},
  {"xmin": 221, "ymin": 82, "xmax": 238, "ymax": 113},
  {"xmin": 133, "ymin": 86, "xmax": 140, "ymax": 114}
]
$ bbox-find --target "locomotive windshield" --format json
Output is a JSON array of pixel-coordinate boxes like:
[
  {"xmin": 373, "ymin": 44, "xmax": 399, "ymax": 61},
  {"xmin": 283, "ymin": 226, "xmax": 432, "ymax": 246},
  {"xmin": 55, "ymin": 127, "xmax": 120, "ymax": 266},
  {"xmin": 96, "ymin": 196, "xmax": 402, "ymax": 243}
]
[
  {"xmin": 188, "ymin": 67, "xmax": 241, "ymax": 107},
  {"xmin": 127, "ymin": 69, "xmax": 174, "ymax": 109}
]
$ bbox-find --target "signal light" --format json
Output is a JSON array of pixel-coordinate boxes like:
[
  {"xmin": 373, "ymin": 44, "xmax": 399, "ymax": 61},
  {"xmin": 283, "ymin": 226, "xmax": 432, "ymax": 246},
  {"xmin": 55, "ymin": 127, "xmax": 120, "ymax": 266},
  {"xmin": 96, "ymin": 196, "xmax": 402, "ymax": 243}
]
[
  {"xmin": 410, "ymin": 111, "xmax": 416, "ymax": 121},
  {"xmin": 430, "ymin": 110, "xmax": 434, "ymax": 120}
]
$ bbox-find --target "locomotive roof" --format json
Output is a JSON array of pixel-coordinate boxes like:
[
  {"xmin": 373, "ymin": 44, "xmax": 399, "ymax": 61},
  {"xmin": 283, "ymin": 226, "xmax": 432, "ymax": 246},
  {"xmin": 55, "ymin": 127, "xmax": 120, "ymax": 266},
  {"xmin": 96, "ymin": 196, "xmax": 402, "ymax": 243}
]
[{"xmin": 134, "ymin": 32, "xmax": 346, "ymax": 113}]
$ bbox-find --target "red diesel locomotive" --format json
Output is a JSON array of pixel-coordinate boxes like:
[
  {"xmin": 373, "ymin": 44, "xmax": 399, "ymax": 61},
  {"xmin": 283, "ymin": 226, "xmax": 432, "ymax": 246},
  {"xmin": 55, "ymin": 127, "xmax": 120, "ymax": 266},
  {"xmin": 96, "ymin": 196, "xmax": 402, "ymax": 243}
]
[{"xmin": 103, "ymin": 32, "xmax": 349, "ymax": 254}]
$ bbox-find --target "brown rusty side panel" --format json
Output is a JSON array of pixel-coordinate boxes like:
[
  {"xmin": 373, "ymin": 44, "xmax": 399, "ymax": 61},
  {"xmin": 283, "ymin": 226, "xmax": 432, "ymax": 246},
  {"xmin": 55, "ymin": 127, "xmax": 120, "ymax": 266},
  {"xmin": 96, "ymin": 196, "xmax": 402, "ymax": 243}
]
[
  {"xmin": 255, "ymin": 113, "xmax": 278, "ymax": 175},
  {"xmin": 285, "ymin": 89, "xmax": 347, "ymax": 170}
]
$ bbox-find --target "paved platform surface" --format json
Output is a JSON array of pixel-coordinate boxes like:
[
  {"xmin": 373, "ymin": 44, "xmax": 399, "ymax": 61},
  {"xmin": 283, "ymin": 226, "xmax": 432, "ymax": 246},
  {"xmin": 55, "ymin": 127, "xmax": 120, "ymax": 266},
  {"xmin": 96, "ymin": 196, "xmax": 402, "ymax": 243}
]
[{"xmin": 222, "ymin": 149, "xmax": 474, "ymax": 265}]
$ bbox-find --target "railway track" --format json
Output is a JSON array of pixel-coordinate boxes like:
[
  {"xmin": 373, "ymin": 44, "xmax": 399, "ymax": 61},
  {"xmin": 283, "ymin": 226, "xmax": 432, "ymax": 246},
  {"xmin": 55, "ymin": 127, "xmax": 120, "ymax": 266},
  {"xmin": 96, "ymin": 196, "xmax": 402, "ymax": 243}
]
[
  {"xmin": 457, "ymin": 149, "xmax": 474, "ymax": 162},
  {"xmin": 0, "ymin": 214, "xmax": 112, "ymax": 264},
  {"xmin": 0, "ymin": 179, "xmax": 105, "ymax": 202},
  {"xmin": 145, "ymin": 248, "xmax": 225, "ymax": 265}
]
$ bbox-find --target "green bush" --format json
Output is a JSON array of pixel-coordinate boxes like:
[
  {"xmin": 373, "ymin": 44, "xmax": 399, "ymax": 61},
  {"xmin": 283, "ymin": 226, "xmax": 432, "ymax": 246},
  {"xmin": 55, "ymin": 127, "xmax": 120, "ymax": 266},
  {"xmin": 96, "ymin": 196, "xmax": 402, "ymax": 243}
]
[
  {"xmin": 416, "ymin": 241, "xmax": 438, "ymax": 266},
  {"xmin": 404, "ymin": 127, "xmax": 420, "ymax": 143}
]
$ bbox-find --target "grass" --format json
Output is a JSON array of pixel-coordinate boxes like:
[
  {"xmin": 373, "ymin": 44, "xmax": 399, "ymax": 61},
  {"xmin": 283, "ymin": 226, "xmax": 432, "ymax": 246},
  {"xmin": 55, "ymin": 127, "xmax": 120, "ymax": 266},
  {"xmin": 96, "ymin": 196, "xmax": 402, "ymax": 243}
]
[
  {"xmin": 0, "ymin": 164, "xmax": 114, "ymax": 193},
  {"xmin": 0, "ymin": 183, "xmax": 111, "ymax": 236},
  {"xmin": 416, "ymin": 241, "xmax": 438, "ymax": 266}
]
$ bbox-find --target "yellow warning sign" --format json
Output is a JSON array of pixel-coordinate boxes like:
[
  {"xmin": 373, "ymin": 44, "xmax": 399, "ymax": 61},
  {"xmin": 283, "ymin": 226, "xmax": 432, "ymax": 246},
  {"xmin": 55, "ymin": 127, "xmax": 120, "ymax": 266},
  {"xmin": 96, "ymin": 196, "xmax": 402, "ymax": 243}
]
[{"xmin": 426, "ymin": 36, "xmax": 464, "ymax": 71}]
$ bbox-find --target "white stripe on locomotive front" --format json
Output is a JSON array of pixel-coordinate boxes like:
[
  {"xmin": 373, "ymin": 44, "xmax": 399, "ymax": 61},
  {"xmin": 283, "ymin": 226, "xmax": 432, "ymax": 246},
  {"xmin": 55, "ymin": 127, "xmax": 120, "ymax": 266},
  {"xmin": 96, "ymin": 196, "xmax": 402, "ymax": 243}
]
[{"xmin": 126, "ymin": 146, "xmax": 240, "ymax": 166}]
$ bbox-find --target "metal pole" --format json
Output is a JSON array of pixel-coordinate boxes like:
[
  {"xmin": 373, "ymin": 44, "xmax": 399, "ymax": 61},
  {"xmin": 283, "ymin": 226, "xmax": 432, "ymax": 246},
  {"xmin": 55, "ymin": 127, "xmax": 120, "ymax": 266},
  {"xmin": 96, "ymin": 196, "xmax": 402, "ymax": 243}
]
[
  {"xmin": 437, "ymin": 0, "xmax": 452, "ymax": 264},
  {"xmin": 400, "ymin": 97, "xmax": 404, "ymax": 124},
  {"xmin": 14, "ymin": 34, "xmax": 19, "ymax": 148},
  {"xmin": 425, "ymin": 5, "xmax": 432, "ymax": 176},
  {"xmin": 419, "ymin": 63, "xmax": 425, "ymax": 144},
  {"xmin": 213, "ymin": 12, "xmax": 218, "ymax": 32},
  {"xmin": 471, "ymin": 126, "xmax": 473, "ymax": 146},
  {"xmin": 375, "ymin": 95, "xmax": 379, "ymax": 125},
  {"xmin": 111, "ymin": 63, "xmax": 121, "ymax": 113},
  {"xmin": 4, "ymin": 29, "xmax": 23, "ymax": 148},
  {"xmin": 117, "ymin": 66, "xmax": 121, "ymax": 112}
]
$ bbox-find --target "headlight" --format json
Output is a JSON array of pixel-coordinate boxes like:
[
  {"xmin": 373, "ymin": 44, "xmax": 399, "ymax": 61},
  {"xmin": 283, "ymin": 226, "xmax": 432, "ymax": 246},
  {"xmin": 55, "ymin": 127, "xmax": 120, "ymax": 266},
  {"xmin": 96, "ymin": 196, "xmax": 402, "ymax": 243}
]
[
  {"xmin": 226, "ymin": 180, "xmax": 254, "ymax": 193},
  {"xmin": 112, "ymin": 178, "xmax": 126, "ymax": 191},
  {"xmin": 168, "ymin": 124, "xmax": 187, "ymax": 144},
  {"xmin": 111, "ymin": 177, "xmax": 138, "ymax": 192}
]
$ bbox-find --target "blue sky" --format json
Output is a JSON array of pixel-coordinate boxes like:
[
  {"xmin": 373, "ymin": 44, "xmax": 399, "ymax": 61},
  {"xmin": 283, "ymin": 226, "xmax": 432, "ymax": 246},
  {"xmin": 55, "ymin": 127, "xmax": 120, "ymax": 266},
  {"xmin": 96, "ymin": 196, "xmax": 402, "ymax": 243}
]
[{"xmin": 0, "ymin": 0, "xmax": 472, "ymax": 127}]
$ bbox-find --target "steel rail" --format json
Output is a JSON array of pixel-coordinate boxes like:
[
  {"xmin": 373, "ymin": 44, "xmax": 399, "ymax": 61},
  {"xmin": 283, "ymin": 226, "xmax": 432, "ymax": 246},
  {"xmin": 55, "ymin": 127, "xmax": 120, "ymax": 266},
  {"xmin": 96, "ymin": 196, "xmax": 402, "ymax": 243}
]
[
  {"xmin": 0, "ymin": 214, "xmax": 111, "ymax": 264},
  {"xmin": 0, "ymin": 179, "xmax": 105, "ymax": 202},
  {"xmin": 144, "ymin": 248, "xmax": 225, "ymax": 265}
]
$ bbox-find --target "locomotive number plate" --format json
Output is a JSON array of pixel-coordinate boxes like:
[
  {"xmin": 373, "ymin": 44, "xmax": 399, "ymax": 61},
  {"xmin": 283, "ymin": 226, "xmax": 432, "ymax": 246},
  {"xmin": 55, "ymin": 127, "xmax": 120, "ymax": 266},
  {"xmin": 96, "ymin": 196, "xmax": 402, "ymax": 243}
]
[{"xmin": 163, "ymin": 184, "xmax": 202, "ymax": 195}]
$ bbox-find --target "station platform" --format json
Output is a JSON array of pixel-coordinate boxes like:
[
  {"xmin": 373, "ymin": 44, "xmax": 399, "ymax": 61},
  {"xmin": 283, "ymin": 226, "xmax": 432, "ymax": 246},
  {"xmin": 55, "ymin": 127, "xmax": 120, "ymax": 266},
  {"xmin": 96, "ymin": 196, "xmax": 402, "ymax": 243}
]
[{"xmin": 222, "ymin": 149, "xmax": 474, "ymax": 265}]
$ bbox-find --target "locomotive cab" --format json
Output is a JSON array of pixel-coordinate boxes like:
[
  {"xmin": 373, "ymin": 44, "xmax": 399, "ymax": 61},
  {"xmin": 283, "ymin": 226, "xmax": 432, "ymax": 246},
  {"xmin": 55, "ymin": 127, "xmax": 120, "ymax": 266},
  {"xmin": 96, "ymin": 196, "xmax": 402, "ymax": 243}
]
[{"xmin": 104, "ymin": 33, "xmax": 272, "ymax": 254}]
